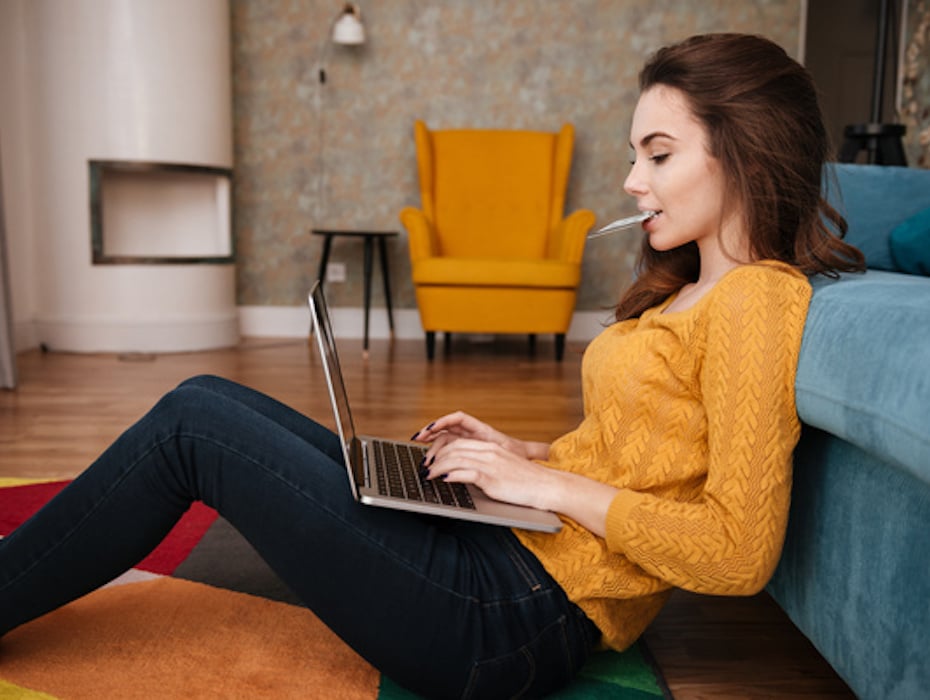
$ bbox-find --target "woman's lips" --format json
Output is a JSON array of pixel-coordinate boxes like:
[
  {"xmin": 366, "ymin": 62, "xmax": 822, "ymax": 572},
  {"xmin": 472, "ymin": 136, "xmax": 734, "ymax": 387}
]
[{"xmin": 643, "ymin": 210, "xmax": 661, "ymax": 228}]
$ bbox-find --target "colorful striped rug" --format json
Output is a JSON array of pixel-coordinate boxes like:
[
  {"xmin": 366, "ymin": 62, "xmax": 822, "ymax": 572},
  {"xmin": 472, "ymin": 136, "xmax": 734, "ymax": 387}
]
[{"xmin": 0, "ymin": 479, "xmax": 669, "ymax": 699}]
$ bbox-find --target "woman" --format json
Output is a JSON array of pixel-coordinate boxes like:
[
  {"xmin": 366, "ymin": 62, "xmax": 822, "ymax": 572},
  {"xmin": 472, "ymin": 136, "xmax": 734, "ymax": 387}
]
[{"xmin": 1, "ymin": 34, "xmax": 863, "ymax": 699}]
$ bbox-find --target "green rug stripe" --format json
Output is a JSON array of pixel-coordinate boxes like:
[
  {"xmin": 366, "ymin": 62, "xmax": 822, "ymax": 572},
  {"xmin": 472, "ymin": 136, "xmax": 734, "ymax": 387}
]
[
  {"xmin": 576, "ymin": 647, "xmax": 664, "ymax": 694},
  {"xmin": 549, "ymin": 678, "xmax": 665, "ymax": 700},
  {"xmin": 377, "ymin": 645, "xmax": 664, "ymax": 699},
  {"xmin": 377, "ymin": 677, "xmax": 422, "ymax": 700}
]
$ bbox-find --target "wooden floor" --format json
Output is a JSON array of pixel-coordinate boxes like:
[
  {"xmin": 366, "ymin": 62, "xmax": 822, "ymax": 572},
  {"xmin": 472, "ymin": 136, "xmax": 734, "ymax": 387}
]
[{"xmin": 0, "ymin": 337, "xmax": 855, "ymax": 699}]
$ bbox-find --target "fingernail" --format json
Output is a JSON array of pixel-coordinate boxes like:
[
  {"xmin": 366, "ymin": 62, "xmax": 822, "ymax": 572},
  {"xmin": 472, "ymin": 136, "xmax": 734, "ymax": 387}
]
[
  {"xmin": 419, "ymin": 456, "xmax": 427, "ymax": 468},
  {"xmin": 426, "ymin": 421, "xmax": 435, "ymax": 430},
  {"xmin": 427, "ymin": 456, "xmax": 435, "ymax": 467},
  {"xmin": 411, "ymin": 432, "xmax": 421, "ymax": 440}
]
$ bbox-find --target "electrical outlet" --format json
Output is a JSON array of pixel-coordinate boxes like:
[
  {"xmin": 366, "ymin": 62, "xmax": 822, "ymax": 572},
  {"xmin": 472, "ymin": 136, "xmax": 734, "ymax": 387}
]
[{"xmin": 326, "ymin": 262, "xmax": 347, "ymax": 283}]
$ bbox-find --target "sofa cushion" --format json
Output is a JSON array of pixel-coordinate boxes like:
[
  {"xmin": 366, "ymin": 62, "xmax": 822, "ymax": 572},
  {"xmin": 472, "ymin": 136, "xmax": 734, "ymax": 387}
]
[
  {"xmin": 890, "ymin": 206, "xmax": 930, "ymax": 276},
  {"xmin": 795, "ymin": 270, "xmax": 930, "ymax": 486},
  {"xmin": 824, "ymin": 164, "xmax": 930, "ymax": 273},
  {"xmin": 412, "ymin": 258, "xmax": 581, "ymax": 288}
]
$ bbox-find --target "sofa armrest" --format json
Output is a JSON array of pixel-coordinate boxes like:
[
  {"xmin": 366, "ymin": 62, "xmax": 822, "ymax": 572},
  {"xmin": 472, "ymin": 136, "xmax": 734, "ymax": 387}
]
[
  {"xmin": 549, "ymin": 209, "xmax": 595, "ymax": 263},
  {"xmin": 399, "ymin": 207, "xmax": 438, "ymax": 262},
  {"xmin": 795, "ymin": 270, "xmax": 930, "ymax": 484}
]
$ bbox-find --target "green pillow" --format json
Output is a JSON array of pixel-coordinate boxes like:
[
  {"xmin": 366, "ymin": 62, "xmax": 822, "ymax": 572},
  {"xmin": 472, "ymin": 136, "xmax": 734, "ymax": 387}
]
[{"xmin": 890, "ymin": 206, "xmax": 930, "ymax": 276}]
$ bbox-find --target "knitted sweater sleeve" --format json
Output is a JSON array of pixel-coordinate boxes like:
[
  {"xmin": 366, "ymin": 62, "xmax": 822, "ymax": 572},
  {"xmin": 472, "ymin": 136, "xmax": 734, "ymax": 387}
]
[{"xmin": 603, "ymin": 266, "xmax": 810, "ymax": 595}]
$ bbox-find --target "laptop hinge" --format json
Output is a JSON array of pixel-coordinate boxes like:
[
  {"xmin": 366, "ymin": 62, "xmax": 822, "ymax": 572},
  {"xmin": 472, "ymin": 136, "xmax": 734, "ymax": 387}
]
[{"xmin": 350, "ymin": 437, "xmax": 369, "ymax": 490}]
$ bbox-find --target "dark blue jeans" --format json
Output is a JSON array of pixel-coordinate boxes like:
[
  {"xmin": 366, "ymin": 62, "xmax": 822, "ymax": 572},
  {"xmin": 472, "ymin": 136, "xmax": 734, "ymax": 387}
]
[{"xmin": 0, "ymin": 375, "xmax": 599, "ymax": 699}]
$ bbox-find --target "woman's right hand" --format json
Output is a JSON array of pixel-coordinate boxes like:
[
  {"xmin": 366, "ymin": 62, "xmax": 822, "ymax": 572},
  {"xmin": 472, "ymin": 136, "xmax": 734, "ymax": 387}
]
[{"xmin": 413, "ymin": 412, "xmax": 614, "ymax": 536}]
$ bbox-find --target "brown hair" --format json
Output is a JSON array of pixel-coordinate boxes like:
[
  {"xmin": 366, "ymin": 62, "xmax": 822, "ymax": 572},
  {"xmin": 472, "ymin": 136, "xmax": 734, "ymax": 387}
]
[{"xmin": 614, "ymin": 33, "xmax": 865, "ymax": 321}]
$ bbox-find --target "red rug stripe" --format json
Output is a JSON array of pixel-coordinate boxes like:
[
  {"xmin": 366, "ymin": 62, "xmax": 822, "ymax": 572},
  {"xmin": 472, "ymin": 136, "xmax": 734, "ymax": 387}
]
[
  {"xmin": 0, "ymin": 481, "xmax": 69, "ymax": 535},
  {"xmin": 0, "ymin": 480, "xmax": 218, "ymax": 575},
  {"xmin": 136, "ymin": 501, "xmax": 217, "ymax": 574}
]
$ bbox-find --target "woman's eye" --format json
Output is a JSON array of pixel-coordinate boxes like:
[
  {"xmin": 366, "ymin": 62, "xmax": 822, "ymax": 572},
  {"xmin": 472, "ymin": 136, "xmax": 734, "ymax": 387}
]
[{"xmin": 629, "ymin": 152, "xmax": 670, "ymax": 166}]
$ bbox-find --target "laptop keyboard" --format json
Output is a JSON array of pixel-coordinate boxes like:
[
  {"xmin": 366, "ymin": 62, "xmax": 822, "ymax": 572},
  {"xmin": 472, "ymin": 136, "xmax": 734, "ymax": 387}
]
[{"xmin": 373, "ymin": 441, "xmax": 476, "ymax": 510}]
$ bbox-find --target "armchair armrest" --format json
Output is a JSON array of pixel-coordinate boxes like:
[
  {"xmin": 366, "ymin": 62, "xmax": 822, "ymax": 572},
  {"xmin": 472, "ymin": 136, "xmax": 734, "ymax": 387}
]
[
  {"xmin": 399, "ymin": 207, "xmax": 438, "ymax": 262},
  {"xmin": 549, "ymin": 209, "xmax": 596, "ymax": 262}
]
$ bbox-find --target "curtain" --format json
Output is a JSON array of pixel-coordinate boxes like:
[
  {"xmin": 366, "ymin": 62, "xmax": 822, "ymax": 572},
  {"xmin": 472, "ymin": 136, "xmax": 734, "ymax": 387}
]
[{"xmin": 0, "ymin": 142, "xmax": 17, "ymax": 389}]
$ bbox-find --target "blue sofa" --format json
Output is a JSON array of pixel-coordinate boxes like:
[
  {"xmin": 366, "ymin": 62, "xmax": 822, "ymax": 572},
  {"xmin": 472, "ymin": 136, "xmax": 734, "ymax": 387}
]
[{"xmin": 767, "ymin": 164, "xmax": 930, "ymax": 700}]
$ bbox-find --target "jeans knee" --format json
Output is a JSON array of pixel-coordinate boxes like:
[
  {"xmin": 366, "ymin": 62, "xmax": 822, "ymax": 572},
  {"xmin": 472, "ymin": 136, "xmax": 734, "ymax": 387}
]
[
  {"xmin": 176, "ymin": 374, "xmax": 227, "ymax": 392},
  {"xmin": 149, "ymin": 383, "xmax": 216, "ymax": 430}
]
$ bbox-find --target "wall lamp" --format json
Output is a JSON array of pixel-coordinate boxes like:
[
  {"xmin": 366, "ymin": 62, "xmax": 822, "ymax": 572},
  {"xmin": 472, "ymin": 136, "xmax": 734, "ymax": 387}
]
[{"xmin": 332, "ymin": 3, "xmax": 365, "ymax": 45}]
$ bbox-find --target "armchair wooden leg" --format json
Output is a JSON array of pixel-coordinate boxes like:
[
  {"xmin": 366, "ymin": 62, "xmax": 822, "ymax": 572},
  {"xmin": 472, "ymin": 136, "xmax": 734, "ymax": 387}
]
[
  {"xmin": 444, "ymin": 332, "xmax": 452, "ymax": 356},
  {"xmin": 426, "ymin": 332, "xmax": 436, "ymax": 360},
  {"xmin": 555, "ymin": 334, "xmax": 565, "ymax": 361},
  {"xmin": 527, "ymin": 334, "xmax": 536, "ymax": 356}
]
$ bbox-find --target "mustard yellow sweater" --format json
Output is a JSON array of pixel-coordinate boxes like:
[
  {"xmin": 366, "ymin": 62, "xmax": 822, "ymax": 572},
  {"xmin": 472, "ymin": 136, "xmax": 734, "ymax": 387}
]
[{"xmin": 515, "ymin": 261, "xmax": 811, "ymax": 651}]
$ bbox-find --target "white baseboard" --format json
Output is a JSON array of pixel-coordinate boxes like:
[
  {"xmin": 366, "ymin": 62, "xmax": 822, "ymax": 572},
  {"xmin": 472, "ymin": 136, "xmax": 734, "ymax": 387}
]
[
  {"xmin": 27, "ymin": 313, "xmax": 240, "ymax": 353},
  {"xmin": 11, "ymin": 307, "xmax": 611, "ymax": 353},
  {"xmin": 237, "ymin": 306, "xmax": 611, "ymax": 343},
  {"xmin": 13, "ymin": 320, "xmax": 38, "ymax": 353}
]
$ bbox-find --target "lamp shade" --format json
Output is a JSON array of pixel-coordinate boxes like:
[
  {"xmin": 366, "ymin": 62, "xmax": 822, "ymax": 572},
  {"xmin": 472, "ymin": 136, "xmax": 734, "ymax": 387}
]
[{"xmin": 332, "ymin": 4, "xmax": 365, "ymax": 45}]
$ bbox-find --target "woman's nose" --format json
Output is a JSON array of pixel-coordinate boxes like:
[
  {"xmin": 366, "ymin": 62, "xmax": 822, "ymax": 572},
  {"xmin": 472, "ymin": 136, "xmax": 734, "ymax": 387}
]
[{"xmin": 623, "ymin": 163, "xmax": 645, "ymax": 197}]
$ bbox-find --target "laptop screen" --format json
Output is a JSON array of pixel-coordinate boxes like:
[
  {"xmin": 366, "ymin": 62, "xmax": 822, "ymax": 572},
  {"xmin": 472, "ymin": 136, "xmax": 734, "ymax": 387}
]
[{"xmin": 308, "ymin": 283, "xmax": 360, "ymax": 486}]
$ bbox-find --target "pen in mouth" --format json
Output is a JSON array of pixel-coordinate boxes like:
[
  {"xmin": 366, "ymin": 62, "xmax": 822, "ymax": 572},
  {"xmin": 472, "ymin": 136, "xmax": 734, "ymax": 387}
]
[{"xmin": 587, "ymin": 211, "xmax": 659, "ymax": 239}]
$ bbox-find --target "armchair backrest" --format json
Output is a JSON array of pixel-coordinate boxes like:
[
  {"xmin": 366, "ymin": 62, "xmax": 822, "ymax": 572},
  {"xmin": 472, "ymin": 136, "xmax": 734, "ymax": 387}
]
[{"xmin": 413, "ymin": 120, "xmax": 575, "ymax": 259}]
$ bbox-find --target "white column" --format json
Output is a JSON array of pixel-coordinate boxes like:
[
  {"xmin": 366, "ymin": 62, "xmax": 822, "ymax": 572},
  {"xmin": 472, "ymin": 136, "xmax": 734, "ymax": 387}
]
[{"xmin": 24, "ymin": 0, "xmax": 238, "ymax": 352}]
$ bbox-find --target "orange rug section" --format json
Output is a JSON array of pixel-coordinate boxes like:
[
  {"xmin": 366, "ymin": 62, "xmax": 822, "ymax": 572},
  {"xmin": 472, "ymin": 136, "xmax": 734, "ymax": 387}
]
[{"xmin": 1, "ymin": 577, "xmax": 380, "ymax": 699}]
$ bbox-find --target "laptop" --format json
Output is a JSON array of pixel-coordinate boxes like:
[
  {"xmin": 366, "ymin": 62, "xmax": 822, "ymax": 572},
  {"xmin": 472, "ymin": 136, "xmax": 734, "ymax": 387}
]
[{"xmin": 308, "ymin": 282, "xmax": 562, "ymax": 533}]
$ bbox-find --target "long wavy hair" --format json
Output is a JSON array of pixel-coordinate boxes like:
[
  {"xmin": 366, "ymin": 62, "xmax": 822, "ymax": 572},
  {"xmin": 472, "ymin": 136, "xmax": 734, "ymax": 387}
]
[{"xmin": 614, "ymin": 33, "xmax": 865, "ymax": 322}]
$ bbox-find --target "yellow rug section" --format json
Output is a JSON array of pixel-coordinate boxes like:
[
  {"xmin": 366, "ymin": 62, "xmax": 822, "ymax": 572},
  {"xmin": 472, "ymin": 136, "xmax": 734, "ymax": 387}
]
[
  {"xmin": 0, "ymin": 680, "xmax": 57, "ymax": 700},
  {"xmin": 0, "ymin": 577, "xmax": 380, "ymax": 699},
  {"xmin": 0, "ymin": 478, "xmax": 58, "ymax": 488}
]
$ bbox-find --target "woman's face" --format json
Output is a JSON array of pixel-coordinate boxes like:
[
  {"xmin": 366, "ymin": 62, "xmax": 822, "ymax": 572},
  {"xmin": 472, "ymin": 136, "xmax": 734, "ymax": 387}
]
[{"xmin": 623, "ymin": 85, "xmax": 737, "ymax": 255}]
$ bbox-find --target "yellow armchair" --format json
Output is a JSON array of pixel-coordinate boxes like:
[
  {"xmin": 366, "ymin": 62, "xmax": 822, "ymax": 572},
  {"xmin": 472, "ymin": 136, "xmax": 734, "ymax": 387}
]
[{"xmin": 399, "ymin": 120, "xmax": 595, "ymax": 360}]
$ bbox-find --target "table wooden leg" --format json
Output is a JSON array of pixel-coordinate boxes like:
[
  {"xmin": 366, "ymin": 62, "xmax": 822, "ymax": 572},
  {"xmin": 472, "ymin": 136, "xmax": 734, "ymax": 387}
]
[
  {"xmin": 362, "ymin": 236, "xmax": 374, "ymax": 356},
  {"xmin": 377, "ymin": 236, "xmax": 395, "ymax": 337},
  {"xmin": 316, "ymin": 234, "xmax": 334, "ymax": 285}
]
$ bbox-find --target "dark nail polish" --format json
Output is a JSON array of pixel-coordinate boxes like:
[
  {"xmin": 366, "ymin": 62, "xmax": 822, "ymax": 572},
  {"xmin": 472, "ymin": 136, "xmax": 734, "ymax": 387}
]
[
  {"xmin": 411, "ymin": 432, "xmax": 420, "ymax": 441},
  {"xmin": 426, "ymin": 421, "xmax": 436, "ymax": 430},
  {"xmin": 419, "ymin": 467, "xmax": 430, "ymax": 479}
]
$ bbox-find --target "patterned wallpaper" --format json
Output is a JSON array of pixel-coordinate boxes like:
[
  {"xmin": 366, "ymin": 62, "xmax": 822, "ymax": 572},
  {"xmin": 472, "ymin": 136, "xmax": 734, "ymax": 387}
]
[
  {"xmin": 230, "ymin": 1, "xmax": 805, "ymax": 310},
  {"xmin": 902, "ymin": 0, "xmax": 930, "ymax": 167}
]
